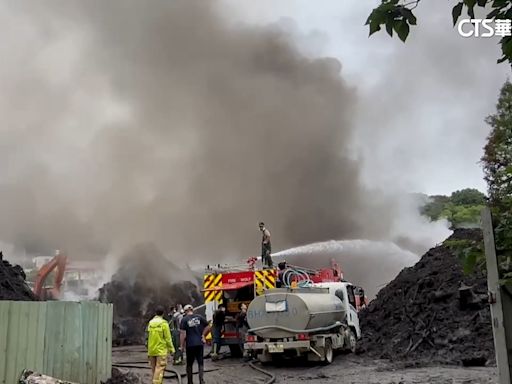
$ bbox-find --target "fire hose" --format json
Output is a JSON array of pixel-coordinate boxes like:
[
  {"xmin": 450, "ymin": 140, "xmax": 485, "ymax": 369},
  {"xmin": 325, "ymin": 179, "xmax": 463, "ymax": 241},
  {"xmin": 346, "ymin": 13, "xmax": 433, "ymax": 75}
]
[
  {"xmin": 248, "ymin": 360, "xmax": 276, "ymax": 384},
  {"xmin": 112, "ymin": 362, "xmax": 219, "ymax": 384},
  {"xmin": 281, "ymin": 268, "xmax": 313, "ymax": 288},
  {"xmin": 113, "ymin": 360, "xmax": 276, "ymax": 384}
]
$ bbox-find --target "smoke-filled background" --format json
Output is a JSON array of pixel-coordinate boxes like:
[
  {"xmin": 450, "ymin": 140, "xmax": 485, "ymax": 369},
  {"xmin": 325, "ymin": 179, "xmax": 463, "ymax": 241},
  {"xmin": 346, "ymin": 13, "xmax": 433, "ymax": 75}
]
[{"xmin": 0, "ymin": 0, "xmax": 506, "ymax": 295}]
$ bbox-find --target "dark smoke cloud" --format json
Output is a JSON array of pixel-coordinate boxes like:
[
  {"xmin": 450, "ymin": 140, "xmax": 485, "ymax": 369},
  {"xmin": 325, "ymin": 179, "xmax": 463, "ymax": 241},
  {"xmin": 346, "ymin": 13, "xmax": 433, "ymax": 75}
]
[{"xmin": 0, "ymin": 1, "xmax": 441, "ymax": 272}]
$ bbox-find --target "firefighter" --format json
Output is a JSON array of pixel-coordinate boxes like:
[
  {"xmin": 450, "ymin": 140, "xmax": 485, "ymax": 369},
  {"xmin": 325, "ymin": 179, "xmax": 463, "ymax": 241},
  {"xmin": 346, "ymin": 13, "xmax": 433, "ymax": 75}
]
[
  {"xmin": 180, "ymin": 304, "xmax": 211, "ymax": 384},
  {"xmin": 277, "ymin": 261, "xmax": 287, "ymax": 288},
  {"xmin": 259, "ymin": 222, "xmax": 273, "ymax": 268},
  {"xmin": 235, "ymin": 303, "xmax": 250, "ymax": 360},
  {"xmin": 147, "ymin": 306, "xmax": 175, "ymax": 384},
  {"xmin": 170, "ymin": 305, "xmax": 184, "ymax": 364},
  {"xmin": 211, "ymin": 304, "xmax": 226, "ymax": 360}
]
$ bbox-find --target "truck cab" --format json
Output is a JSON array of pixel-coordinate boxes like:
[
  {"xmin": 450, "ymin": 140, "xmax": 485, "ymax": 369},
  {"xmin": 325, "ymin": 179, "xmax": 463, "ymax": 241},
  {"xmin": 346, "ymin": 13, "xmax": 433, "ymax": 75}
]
[{"xmin": 313, "ymin": 282, "xmax": 362, "ymax": 339}]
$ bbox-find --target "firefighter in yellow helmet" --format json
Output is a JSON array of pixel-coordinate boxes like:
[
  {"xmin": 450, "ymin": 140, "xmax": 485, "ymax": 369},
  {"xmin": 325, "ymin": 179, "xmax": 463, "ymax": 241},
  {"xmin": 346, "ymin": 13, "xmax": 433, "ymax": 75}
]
[{"xmin": 147, "ymin": 306, "xmax": 175, "ymax": 384}]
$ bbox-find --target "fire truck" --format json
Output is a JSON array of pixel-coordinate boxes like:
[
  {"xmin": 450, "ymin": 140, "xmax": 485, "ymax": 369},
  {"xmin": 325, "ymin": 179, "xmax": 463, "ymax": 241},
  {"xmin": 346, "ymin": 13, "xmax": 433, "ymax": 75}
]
[{"xmin": 202, "ymin": 257, "xmax": 367, "ymax": 356}]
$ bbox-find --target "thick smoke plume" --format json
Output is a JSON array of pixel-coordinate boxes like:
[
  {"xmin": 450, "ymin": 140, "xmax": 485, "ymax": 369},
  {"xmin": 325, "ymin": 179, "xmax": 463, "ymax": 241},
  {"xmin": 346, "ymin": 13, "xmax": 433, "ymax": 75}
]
[{"xmin": 0, "ymin": 0, "xmax": 447, "ymax": 291}]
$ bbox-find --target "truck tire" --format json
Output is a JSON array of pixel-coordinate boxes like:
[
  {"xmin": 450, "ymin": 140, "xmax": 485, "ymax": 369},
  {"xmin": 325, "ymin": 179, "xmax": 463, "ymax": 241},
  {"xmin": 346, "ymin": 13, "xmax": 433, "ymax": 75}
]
[
  {"xmin": 323, "ymin": 339, "xmax": 333, "ymax": 365},
  {"xmin": 347, "ymin": 329, "xmax": 357, "ymax": 354},
  {"xmin": 229, "ymin": 344, "xmax": 243, "ymax": 357}
]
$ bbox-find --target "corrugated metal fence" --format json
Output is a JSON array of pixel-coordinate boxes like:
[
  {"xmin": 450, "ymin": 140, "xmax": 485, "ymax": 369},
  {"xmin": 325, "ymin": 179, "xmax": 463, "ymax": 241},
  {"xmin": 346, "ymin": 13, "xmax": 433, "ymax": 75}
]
[{"xmin": 0, "ymin": 301, "xmax": 113, "ymax": 384}]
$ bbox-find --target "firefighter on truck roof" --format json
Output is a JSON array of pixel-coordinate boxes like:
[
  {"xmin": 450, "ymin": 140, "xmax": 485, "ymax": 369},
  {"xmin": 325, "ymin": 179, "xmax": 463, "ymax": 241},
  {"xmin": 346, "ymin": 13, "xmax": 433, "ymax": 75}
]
[{"xmin": 259, "ymin": 222, "xmax": 273, "ymax": 268}]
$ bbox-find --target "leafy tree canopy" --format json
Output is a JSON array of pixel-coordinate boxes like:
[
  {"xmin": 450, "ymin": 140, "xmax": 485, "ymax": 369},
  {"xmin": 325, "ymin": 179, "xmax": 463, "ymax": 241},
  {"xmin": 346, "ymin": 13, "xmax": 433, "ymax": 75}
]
[
  {"xmin": 450, "ymin": 188, "xmax": 487, "ymax": 206},
  {"xmin": 421, "ymin": 188, "xmax": 486, "ymax": 228},
  {"xmin": 443, "ymin": 81, "xmax": 512, "ymax": 281},
  {"xmin": 482, "ymin": 80, "xmax": 512, "ymax": 204},
  {"xmin": 366, "ymin": 0, "xmax": 512, "ymax": 64},
  {"xmin": 482, "ymin": 80, "xmax": 512, "ymax": 281}
]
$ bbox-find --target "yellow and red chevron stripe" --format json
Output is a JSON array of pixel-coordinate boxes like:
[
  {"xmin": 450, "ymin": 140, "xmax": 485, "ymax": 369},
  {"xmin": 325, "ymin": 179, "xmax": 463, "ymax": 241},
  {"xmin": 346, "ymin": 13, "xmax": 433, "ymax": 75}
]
[
  {"xmin": 254, "ymin": 269, "xmax": 277, "ymax": 295},
  {"xmin": 203, "ymin": 273, "xmax": 223, "ymax": 303}
]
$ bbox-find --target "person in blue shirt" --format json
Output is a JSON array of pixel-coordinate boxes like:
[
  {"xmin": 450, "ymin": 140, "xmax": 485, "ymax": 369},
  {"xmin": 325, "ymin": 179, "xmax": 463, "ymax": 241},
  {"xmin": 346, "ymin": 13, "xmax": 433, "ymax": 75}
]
[{"xmin": 180, "ymin": 304, "xmax": 211, "ymax": 384}]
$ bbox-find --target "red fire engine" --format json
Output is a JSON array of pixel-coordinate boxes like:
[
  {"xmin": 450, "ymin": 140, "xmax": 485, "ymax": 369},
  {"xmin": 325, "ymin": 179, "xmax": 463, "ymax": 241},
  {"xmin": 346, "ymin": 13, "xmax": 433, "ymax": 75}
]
[{"xmin": 201, "ymin": 258, "xmax": 366, "ymax": 356}]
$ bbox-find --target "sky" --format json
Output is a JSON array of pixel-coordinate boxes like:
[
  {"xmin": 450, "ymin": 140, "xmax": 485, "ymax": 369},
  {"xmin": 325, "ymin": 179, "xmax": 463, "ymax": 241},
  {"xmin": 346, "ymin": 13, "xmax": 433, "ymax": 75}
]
[
  {"xmin": 0, "ymin": 0, "xmax": 506, "ymax": 272},
  {"xmin": 222, "ymin": 0, "xmax": 511, "ymax": 195}
]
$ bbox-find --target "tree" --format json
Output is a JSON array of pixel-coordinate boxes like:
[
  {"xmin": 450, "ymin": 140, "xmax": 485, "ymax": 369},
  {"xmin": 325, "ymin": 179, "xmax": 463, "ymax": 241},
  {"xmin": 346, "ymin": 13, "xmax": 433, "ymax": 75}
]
[
  {"xmin": 482, "ymin": 80, "xmax": 512, "ymax": 282},
  {"xmin": 420, "ymin": 189, "xmax": 486, "ymax": 228},
  {"xmin": 482, "ymin": 81, "xmax": 512, "ymax": 204},
  {"xmin": 450, "ymin": 188, "xmax": 486, "ymax": 206},
  {"xmin": 366, "ymin": 0, "xmax": 512, "ymax": 65}
]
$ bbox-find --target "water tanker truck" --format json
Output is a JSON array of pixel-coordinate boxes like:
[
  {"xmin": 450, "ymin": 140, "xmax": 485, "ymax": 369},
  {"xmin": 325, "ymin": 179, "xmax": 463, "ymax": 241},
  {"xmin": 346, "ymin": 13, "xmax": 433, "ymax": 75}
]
[{"xmin": 244, "ymin": 281, "xmax": 362, "ymax": 364}]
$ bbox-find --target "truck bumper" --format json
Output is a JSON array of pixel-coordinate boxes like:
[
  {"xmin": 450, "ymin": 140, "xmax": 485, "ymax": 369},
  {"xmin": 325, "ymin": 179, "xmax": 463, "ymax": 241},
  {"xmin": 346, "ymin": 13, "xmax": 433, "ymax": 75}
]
[{"xmin": 244, "ymin": 340, "xmax": 310, "ymax": 353}]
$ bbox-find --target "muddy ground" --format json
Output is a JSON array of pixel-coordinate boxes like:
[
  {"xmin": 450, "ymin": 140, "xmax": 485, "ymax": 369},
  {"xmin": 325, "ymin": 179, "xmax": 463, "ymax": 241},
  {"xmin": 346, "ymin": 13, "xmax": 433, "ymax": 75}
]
[{"xmin": 112, "ymin": 346, "xmax": 497, "ymax": 384}]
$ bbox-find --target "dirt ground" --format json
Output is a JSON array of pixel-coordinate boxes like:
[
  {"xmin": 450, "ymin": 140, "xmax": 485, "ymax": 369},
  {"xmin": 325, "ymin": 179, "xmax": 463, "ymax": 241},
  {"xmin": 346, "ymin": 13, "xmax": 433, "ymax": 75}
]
[{"xmin": 112, "ymin": 346, "xmax": 497, "ymax": 384}]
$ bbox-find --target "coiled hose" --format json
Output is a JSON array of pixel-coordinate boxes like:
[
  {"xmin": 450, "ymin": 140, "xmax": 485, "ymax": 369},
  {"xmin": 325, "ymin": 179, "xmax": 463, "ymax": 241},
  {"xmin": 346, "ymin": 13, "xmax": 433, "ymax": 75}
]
[{"xmin": 282, "ymin": 268, "xmax": 312, "ymax": 288}]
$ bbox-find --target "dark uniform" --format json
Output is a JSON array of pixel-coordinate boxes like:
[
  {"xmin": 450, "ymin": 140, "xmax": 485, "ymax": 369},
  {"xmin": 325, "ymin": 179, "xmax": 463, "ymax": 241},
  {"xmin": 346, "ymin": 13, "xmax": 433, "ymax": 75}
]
[
  {"xmin": 261, "ymin": 227, "xmax": 273, "ymax": 268},
  {"xmin": 180, "ymin": 313, "xmax": 208, "ymax": 384},
  {"xmin": 236, "ymin": 306, "xmax": 250, "ymax": 358},
  {"xmin": 211, "ymin": 308, "xmax": 226, "ymax": 358}
]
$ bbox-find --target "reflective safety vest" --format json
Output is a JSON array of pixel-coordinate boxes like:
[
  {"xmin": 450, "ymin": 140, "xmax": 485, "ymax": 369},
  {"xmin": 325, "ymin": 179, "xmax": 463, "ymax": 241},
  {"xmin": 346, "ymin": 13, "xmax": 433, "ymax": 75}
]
[{"xmin": 147, "ymin": 316, "xmax": 175, "ymax": 356}]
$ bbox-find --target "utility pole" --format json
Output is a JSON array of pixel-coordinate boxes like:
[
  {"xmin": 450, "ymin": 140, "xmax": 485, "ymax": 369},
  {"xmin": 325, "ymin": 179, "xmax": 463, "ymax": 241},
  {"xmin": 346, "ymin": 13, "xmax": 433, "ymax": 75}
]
[{"xmin": 482, "ymin": 207, "xmax": 512, "ymax": 384}]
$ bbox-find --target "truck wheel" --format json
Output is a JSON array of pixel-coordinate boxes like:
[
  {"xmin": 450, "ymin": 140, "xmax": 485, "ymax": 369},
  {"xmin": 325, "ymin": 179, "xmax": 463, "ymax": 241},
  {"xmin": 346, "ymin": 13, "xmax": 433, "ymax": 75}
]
[
  {"xmin": 323, "ymin": 339, "xmax": 333, "ymax": 364},
  {"xmin": 347, "ymin": 329, "xmax": 357, "ymax": 354}
]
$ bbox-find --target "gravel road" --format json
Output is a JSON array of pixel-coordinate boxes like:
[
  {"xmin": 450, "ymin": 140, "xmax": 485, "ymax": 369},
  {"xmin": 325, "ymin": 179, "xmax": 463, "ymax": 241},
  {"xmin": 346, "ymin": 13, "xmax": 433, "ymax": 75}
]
[{"xmin": 112, "ymin": 346, "xmax": 497, "ymax": 384}]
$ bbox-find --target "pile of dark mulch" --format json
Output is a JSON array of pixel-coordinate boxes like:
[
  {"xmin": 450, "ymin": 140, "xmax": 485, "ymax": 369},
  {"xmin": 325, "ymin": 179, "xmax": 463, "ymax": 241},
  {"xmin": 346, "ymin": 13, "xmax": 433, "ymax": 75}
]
[
  {"xmin": 98, "ymin": 243, "xmax": 203, "ymax": 345},
  {"xmin": 358, "ymin": 228, "xmax": 494, "ymax": 366},
  {"xmin": 101, "ymin": 368, "xmax": 141, "ymax": 384},
  {"xmin": 0, "ymin": 252, "xmax": 37, "ymax": 301}
]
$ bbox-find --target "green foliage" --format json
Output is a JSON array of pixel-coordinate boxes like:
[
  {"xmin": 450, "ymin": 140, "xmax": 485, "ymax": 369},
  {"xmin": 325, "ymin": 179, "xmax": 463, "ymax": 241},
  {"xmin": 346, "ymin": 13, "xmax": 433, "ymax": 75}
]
[
  {"xmin": 482, "ymin": 81, "xmax": 512, "ymax": 284},
  {"xmin": 451, "ymin": 205, "xmax": 486, "ymax": 227},
  {"xmin": 450, "ymin": 188, "xmax": 486, "ymax": 206},
  {"xmin": 421, "ymin": 189, "xmax": 486, "ymax": 228},
  {"xmin": 493, "ymin": 207, "xmax": 512, "ymax": 283},
  {"xmin": 366, "ymin": 0, "xmax": 512, "ymax": 65},
  {"xmin": 482, "ymin": 81, "xmax": 512, "ymax": 203}
]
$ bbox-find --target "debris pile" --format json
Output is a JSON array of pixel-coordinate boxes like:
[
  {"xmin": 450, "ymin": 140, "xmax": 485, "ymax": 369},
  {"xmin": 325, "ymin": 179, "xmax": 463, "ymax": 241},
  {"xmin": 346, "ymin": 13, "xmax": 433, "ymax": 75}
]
[
  {"xmin": 358, "ymin": 229, "xmax": 494, "ymax": 366},
  {"xmin": 101, "ymin": 368, "xmax": 141, "ymax": 384},
  {"xmin": 20, "ymin": 369, "xmax": 77, "ymax": 384},
  {"xmin": 0, "ymin": 252, "xmax": 37, "ymax": 301},
  {"xmin": 99, "ymin": 243, "xmax": 202, "ymax": 345}
]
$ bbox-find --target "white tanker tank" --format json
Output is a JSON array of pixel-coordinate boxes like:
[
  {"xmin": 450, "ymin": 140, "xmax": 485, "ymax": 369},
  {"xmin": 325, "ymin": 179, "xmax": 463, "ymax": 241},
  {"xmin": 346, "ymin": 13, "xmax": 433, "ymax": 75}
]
[
  {"xmin": 247, "ymin": 287, "xmax": 346, "ymax": 339},
  {"xmin": 244, "ymin": 283, "xmax": 362, "ymax": 364}
]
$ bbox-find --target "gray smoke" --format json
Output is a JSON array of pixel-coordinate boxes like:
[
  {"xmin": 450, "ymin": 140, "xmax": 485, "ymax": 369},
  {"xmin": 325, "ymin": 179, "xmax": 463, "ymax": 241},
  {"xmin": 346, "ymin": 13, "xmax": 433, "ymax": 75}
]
[{"xmin": 0, "ymin": 1, "xmax": 445, "ymax": 275}]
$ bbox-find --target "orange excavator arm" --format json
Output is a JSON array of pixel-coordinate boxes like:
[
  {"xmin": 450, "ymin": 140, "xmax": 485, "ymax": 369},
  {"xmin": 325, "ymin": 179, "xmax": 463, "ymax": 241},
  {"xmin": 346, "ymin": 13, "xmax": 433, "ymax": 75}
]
[{"xmin": 33, "ymin": 252, "xmax": 67, "ymax": 300}]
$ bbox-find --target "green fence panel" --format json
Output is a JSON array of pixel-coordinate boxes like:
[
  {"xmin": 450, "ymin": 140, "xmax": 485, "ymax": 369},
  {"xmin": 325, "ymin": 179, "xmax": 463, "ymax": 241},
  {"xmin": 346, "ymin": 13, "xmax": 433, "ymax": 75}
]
[
  {"xmin": 0, "ymin": 302, "xmax": 46, "ymax": 384},
  {"xmin": 43, "ymin": 301, "xmax": 66, "ymax": 379},
  {"xmin": 0, "ymin": 301, "xmax": 112, "ymax": 384},
  {"xmin": 83, "ymin": 302, "xmax": 99, "ymax": 384},
  {"xmin": 0, "ymin": 302, "xmax": 9, "ymax": 384},
  {"xmin": 98, "ymin": 303, "xmax": 107, "ymax": 382}
]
